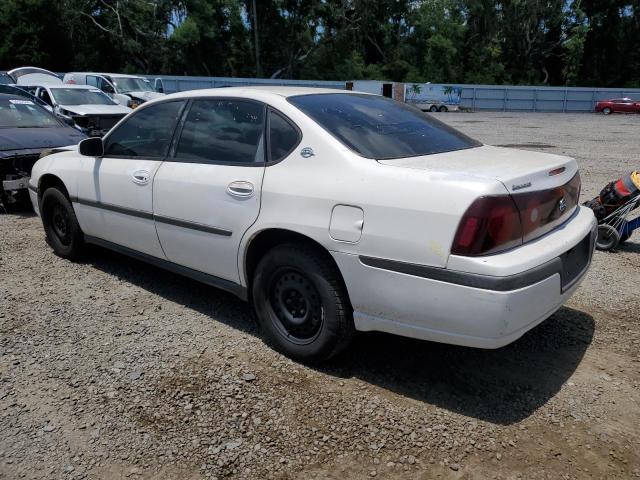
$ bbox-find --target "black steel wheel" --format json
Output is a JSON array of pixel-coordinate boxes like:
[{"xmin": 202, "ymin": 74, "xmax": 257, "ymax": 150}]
[
  {"xmin": 41, "ymin": 187, "xmax": 84, "ymax": 259},
  {"xmin": 269, "ymin": 268, "xmax": 324, "ymax": 344},
  {"xmin": 595, "ymin": 224, "xmax": 620, "ymax": 251},
  {"xmin": 252, "ymin": 243, "xmax": 354, "ymax": 363}
]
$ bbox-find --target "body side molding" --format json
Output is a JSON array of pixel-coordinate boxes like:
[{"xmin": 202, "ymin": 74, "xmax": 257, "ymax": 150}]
[{"xmin": 84, "ymin": 235, "xmax": 247, "ymax": 300}]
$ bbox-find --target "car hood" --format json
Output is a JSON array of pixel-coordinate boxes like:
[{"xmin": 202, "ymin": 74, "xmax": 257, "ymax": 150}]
[
  {"xmin": 59, "ymin": 104, "xmax": 132, "ymax": 115},
  {"xmin": 377, "ymin": 144, "xmax": 578, "ymax": 193},
  {"xmin": 124, "ymin": 91, "xmax": 164, "ymax": 102},
  {"xmin": 0, "ymin": 127, "xmax": 85, "ymax": 156}
]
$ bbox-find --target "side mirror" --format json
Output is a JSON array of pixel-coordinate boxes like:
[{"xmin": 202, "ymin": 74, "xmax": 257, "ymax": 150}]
[{"xmin": 79, "ymin": 137, "xmax": 104, "ymax": 157}]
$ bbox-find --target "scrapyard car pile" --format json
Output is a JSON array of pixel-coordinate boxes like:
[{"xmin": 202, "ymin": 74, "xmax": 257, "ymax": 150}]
[{"xmin": 8, "ymin": 67, "xmax": 132, "ymax": 137}]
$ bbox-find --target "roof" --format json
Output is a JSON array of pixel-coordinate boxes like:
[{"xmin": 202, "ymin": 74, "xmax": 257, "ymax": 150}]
[
  {"xmin": 166, "ymin": 85, "xmax": 351, "ymax": 100},
  {"xmin": 45, "ymin": 84, "xmax": 104, "ymax": 90},
  {"xmin": 67, "ymin": 72, "xmax": 147, "ymax": 79}
]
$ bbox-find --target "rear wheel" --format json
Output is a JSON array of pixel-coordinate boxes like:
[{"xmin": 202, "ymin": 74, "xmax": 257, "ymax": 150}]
[
  {"xmin": 41, "ymin": 187, "xmax": 84, "ymax": 259},
  {"xmin": 438, "ymin": 105, "xmax": 448, "ymax": 112},
  {"xmin": 252, "ymin": 243, "xmax": 354, "ymax": 363},
  {"xmin": 596, "ymin": 224, "xmax": 620, "ymax": 251},
  {"xmin": 603, "ymin": 107, "xmax": 612, "ymax": 115},
  {"xmin": 429, "ymin": 105, "xmax": 438, "ymax": 112}
]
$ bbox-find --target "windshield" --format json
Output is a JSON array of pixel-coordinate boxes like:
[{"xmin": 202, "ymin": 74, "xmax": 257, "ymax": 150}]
[
  {"xmin": 112, "ymin": 77, "xmax": 152, "ymax": 93},
  {"xmin": 0, "ymin": 98, "xmax": 60, "ymax": 128},
  {"xmin": 50, "ymin": 88, "xmax": 116, "ymax": 106},
  {"xmin": 288, "ymin": 93, "xmax": 480, "ymax": 160}
]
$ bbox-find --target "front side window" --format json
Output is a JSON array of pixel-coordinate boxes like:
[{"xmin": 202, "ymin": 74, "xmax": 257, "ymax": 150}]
[
  {"xmin": 50, "ymin": 88, "xmax": 116, "ymax": 106},
  {"xmin": 268, "ymin": 110, "xmax": 300, "ymax": 162},
  {"xmin": 288, "ymin": 93, "xmax": 481, "ymax": 160},
  {"xmin": 175, "ymin": 99, "xmax": 265, "ymax": 164},
  {"xmin": 86, "ymin": 76, "xmax": 99, "ymax": 87},
  {"xmin": 38, "ymin": 89, "xmax": 53, "ymax": 106},
  {"xmin": 104, "ymin": 101, "xmax": 184, "ymax": 158}
]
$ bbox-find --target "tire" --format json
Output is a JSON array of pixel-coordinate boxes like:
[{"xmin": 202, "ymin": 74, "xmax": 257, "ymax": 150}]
[
  {"xmin": 251, "ymin": 243, "xmax": 354, "ymax": 363},
  {"xmin": 595, "ymin": 224, "xmax": 620, "ymax": 251},
  {"xmin": 41, "ymin": 187, "xmax": 84, "ymax": 259},
  {"xmin": 603, "ymin": 107, "xmax": 612, "ymax": 115},
  {"xmin": 438, "ymin": 105, "xmax": 448, "ymax": 112},
  {"xmin": 429, "ymin": 105, "xmax": 438, "ymax": 112}
]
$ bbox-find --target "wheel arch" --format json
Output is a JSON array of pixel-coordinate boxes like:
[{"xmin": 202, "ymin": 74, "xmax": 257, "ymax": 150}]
[
  {"xmin": 242, "ymin": 228, "xmax": 349, "ymax": 298},
  {"xmin": 38, "ymin": 174, "xmax": 71, "ymax": 201}
]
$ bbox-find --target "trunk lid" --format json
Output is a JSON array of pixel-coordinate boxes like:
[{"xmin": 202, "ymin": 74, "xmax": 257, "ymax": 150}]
[{"xmin": 377, "ymin": 144, "xmax": 578, "ymax": 193}]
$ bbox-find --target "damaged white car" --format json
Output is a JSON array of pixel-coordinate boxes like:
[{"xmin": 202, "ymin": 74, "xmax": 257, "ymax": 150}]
[
  {"xmin": 28, "ymin": 87, "xmax": 596, "ymax": 363},
  {"xmin": 63, "ymin": 72, "xmax": 165, "ymax": 108}
]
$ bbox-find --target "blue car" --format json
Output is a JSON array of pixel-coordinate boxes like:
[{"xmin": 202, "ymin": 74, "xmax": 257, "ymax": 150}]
[{"xmin": 0, "ymin": 92, "xmax": 86, "ymax": 211}]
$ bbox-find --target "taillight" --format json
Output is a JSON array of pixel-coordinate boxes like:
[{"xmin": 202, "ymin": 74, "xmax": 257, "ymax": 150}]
[
  {"xmin": 451, "ymin": 195, "xmax": 523, "ymax": 256},
  {"xmin": 452, "ymin": 172, "xmax": 581, "ymax": 257}
]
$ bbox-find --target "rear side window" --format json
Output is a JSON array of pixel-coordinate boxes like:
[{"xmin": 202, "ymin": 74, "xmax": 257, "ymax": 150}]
[
  {"xmin": 175, "ymin": 99, "xmax": 265, "ymax": 164},
  {"xmin": 268, "ymin": 109, "xmax": 300, "ymax": 162},
  {"xmin": 104, "ymin": 101, "xmax": 184, "ymax": 158},
  {"xmin": 288, "ymin": 93, "xmax": 480, "ymax": 160}
]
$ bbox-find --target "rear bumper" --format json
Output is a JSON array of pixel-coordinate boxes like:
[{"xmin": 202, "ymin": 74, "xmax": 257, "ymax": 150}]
[{"xmin": 332, "ymin": 210, "xmax": 597, "ymax": 349}]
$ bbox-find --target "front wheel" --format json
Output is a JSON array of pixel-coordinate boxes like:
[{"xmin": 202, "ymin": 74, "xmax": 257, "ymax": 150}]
[
  {"xmin": 252, "ymin": 244, "xmax": 354, "ymax": 363},
  {"xmin": 438, "ymin": 105, "xmax": 448, "ymax": 112},
  {"xmin": 41, "ymin": 187, "xmax": 84, "ymax": 259},
  {"xmin": 429, "ymin": 105, "xmax": 438, "ymax": 112},
  {"xmin": 603, "ymin": 107, "xmax": 612, "ymax": 115}
]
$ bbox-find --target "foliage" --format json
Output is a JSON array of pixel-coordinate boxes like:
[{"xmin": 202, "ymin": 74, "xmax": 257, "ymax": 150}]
[{"xmin": 0, "ymin": 0, "xmax": 639, "ymax": 87}]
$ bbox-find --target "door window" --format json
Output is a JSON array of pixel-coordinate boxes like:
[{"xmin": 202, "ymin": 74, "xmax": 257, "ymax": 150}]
[
  {"xmin": 86, "ymin": 76, "xmax": 99, "ymax": 87},
  {"xmin": 268, "ymin": 109, "xmax": 300, "ymax": 162},
  {"xmin": 104, "ymin": 101, "xmax": 184, "ymax": 158},
  {"xmin": 174, "ymin": 99, "xmax": 265, "ymax": 164},
  {"xmin": 38, "ymin": 89, "xmax": 53, "ymax": 106}
]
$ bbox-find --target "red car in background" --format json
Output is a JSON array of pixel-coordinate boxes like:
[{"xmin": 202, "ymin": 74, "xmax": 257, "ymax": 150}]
[{"xmin": 595, "ymin": 97, "xmax": 640, "ymax": 114}]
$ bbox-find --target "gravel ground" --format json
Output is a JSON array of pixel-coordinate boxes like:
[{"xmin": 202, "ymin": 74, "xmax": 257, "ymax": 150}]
[{"xmin": 1, "ymin": 111, "xmax": 639, "ymax": 480}]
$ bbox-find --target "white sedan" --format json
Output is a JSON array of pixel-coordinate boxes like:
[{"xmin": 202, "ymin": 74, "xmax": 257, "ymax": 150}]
[{"xmin": 27, "ymin": 87, "xmax": 596, "ymax": 363}]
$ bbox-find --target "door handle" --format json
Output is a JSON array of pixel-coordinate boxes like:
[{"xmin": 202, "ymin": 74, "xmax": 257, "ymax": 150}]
[
  {"xmin": 132, "ymin": 169, "xmax": 150, "ymax": 185},
  {"xmin": 227, "ymin": 181, "xmax": 254, "ymax": 198}
]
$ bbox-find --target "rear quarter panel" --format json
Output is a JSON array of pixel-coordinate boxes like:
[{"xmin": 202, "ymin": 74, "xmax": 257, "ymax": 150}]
[{"xmin": 239, "ymin": 95, "xmax": 506, "ymax": 285}]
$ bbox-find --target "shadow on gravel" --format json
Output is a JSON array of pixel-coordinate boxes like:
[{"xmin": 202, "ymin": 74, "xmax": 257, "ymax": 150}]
[
  {"xmin": 618, "ymin": 240, "xmax": 640, "ymax": 253},
  {"xmin": 86, "ymin": 245, "xmax": 594, "ymax": 426},
  {"xmin": 1, "ymin": 205, "xmax": 36, "ymax": 219},
  {"xmin": 324, "ymin": 307, "xmax": 594, "ymax": 425}
]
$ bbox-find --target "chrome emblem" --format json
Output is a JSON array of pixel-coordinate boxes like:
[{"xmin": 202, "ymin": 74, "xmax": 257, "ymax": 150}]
[
  {"xmin": 512, "ymin": 182, "xmax": 532, "ymax": 191},
  {"xmin": 558, "ymin": 197, "xmax": 567, "ymax": 213},
  {"xmin": 300, "ymin": 147, "xmax": 315, "ymax": 158}
]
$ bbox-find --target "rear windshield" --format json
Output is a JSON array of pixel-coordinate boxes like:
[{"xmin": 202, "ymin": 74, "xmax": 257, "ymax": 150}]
[{"xmin": 288, "ymin": 93, "xmax": 480, "ymax": 160}]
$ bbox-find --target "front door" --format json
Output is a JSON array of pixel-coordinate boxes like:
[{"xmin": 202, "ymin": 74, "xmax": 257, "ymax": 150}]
[
  {"xmin": 75, "ymin": 100, "xmax": 185, "ymax": 258},
  {"xmin": 153, "ymin": 98, "xmax": 266, "ymax": 283}
]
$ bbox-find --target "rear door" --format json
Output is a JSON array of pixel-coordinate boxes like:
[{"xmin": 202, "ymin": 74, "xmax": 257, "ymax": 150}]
[
  {"xmin": 75, "ymin": 100, "xmax": 185, "ymax": 257},
  {"xmin": 153, "ymin": 98, "xmax": 266, "ymax": 283}
]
